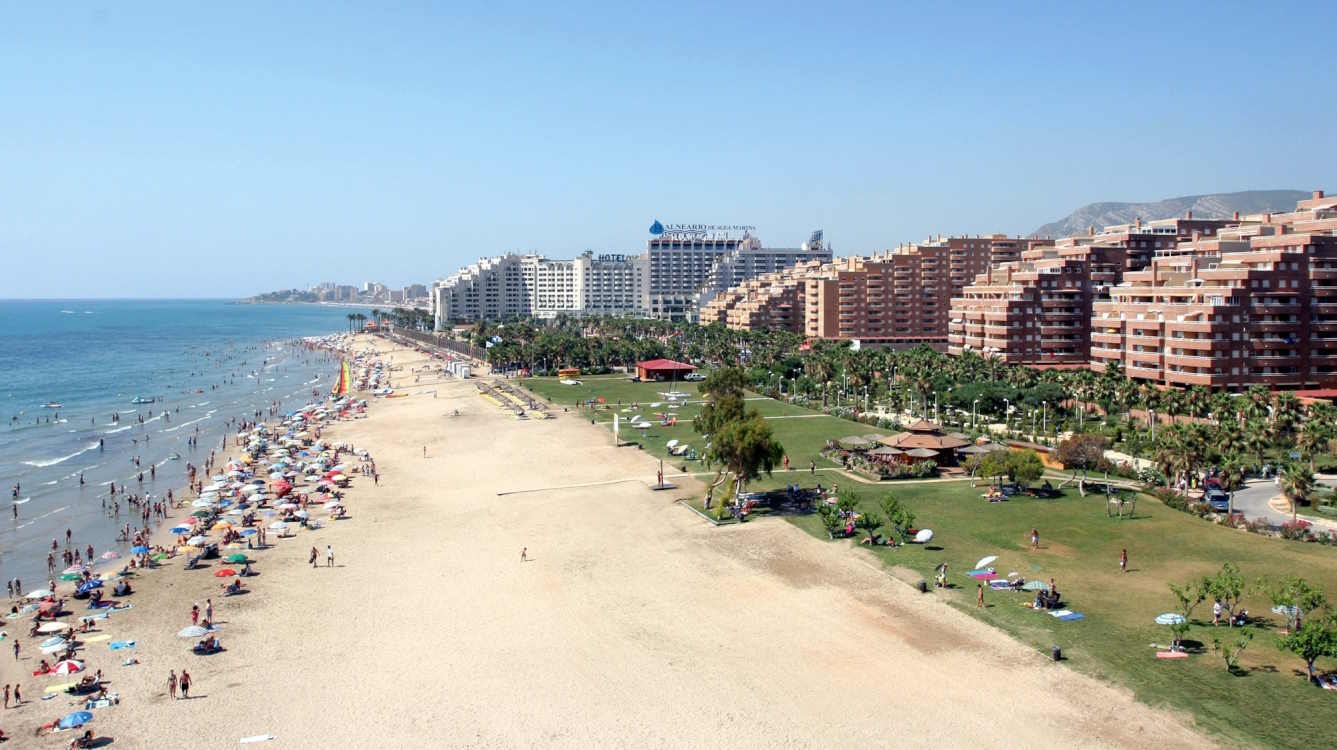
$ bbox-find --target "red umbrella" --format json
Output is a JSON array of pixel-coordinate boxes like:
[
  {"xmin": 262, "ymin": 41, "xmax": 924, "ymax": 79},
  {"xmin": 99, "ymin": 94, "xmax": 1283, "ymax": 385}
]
[
  {"xmin": 214, "ymin": 569, "xmax": 237, "ymax": 578},
  {"xmin": 52, "ymin": 660, "xmax": 84, "ymax": 675},
  {"xmin": 38, "ymin": 599, "xmax": 60, "ymax": 613}
]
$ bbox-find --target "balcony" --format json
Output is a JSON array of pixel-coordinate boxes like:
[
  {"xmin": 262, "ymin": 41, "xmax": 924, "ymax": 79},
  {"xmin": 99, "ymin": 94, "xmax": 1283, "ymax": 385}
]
[
  {"xmin": 1126, "ymin": 365, "xmax": 1162, "ymax": 380},
  {"xmin": 1164, "ymin": 370, "xmax": 1218, "ymax": 386}
]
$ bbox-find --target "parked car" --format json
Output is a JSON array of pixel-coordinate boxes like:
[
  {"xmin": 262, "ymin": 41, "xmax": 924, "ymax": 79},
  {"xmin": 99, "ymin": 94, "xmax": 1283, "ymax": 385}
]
[
  {"xmin": 684, "ymin": 372, "xmax": 706, "ymax": 381},
  {"xmin": 1204, "ymin": 486, "xmax": 1231, "ymax": 512}
]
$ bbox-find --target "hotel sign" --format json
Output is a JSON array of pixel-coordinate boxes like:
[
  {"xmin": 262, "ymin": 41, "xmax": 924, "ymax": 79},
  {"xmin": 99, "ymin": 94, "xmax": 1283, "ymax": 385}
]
[{"xmin": 650, "ymin": 219, "xmax": 756, "ymax": 240}]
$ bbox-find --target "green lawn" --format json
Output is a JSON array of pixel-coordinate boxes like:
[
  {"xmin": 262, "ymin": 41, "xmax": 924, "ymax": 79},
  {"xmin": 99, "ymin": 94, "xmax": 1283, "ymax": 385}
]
[{"xmin": 520, "ymin": 375, "xmax": 1337, "ymax": 748}]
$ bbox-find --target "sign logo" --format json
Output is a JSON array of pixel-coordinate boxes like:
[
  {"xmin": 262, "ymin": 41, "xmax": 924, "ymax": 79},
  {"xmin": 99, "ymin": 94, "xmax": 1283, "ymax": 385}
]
[{"xmin": 649, "ymin": 219, "xmax": 664, "ymax": 235}]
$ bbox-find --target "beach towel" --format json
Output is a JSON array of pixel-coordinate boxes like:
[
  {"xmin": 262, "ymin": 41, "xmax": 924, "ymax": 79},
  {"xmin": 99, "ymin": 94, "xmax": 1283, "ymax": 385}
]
[
  {"xmin": 83, "ymin": 634, "xmax": 111, "ymax": 644},
  {"xmin": 44, "ymin": 681, "xmax": 77, "ymax": 694},
  {"xmin": 1048, "ymin": 609, "xmax": 1073, "ymax": 618},
  {"xmin": 1156, "ymin": 651, "xmax": 1188, "ymax": 660},
  {"xmin": 1058, "ymin": 612, "xmax": 1085, "ymax": 622},
  {"xmin": 108, "ymin": 640, "xmax": 136, "ymax": 651},
  {"xmin": 988, "ymin": 580, "xmax": 1014, "ymax": 591}
]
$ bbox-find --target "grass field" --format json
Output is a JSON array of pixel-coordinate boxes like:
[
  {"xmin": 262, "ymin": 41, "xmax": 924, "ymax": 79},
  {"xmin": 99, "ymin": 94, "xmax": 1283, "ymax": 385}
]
[{"xmin": 520, "ymin": 375, "xmax": 1337, "ymax": 748}]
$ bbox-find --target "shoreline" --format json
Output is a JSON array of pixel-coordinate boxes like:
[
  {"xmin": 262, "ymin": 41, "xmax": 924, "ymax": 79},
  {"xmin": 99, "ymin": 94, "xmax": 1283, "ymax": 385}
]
[{"xmin": 1, "ymin": 333, "xmax": 1213, "ymax": 748}]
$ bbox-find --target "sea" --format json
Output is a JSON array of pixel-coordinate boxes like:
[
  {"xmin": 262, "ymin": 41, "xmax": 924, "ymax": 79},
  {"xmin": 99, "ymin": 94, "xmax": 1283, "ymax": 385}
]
[{"xmin": 0, "ymin": 299, "xmax": 353, "ymax": 590}]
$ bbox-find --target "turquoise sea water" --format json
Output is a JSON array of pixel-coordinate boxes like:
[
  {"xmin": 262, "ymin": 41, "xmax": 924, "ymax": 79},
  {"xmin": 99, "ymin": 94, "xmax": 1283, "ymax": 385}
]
[{"xmin": 0, "ymin": 300, "xmax": 350, "ymax": 587}]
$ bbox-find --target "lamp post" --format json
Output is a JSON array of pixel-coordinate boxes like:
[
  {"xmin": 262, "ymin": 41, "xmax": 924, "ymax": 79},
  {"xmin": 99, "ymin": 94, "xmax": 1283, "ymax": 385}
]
[
  {"xmin": 973, "ymin": 398, "xmax": 980, "ymax": 429},
  {"xmin": 1042, "ymin": 401, "xmax": 1048, "ymax": 435}
]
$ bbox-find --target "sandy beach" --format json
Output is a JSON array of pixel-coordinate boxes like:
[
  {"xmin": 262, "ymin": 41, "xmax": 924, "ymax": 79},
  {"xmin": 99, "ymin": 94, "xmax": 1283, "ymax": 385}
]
[{"xmin": 1, "ymin": 335, "xmax": 1213, "ymax": 748}]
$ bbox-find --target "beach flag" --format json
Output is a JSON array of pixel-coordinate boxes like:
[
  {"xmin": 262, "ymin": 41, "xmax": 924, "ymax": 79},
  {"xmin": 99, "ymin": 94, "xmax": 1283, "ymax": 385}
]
[{"xmin": 331, "ymin": 360, "xmax": 350, "ymax": 397}]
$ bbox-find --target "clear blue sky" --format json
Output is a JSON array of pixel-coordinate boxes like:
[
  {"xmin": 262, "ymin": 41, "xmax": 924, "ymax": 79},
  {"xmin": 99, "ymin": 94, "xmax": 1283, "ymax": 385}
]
[{"xmin": 3, "ymin": 1, "xmax": 1334, "ymax": 298}]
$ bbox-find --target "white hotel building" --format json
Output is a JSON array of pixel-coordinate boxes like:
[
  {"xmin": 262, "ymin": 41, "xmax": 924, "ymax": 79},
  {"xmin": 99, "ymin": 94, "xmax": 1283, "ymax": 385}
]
[{"xmin": 432, "ymin": 252, "xmax": 646, "ymax": 328}]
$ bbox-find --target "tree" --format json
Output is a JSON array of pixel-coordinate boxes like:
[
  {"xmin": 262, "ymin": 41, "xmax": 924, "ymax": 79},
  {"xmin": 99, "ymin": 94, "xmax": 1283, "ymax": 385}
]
[
  {"xmin": 879, "ymin": 494, "xmax": 916, "ymax": 543},
  {"xmin": 1212, "ymin": 630, "xmax": 1253, "ymax": 674},
  {"xmin": 1278, "ymin": 615, "xmax": 1337, "ymax": 684},
  {"xmin": 1056, "ymin": 434, "xmax": 1108, "ymax": 484},
  {"xmin": 1169, "ymin": 579, "xmax": 1207, "ymax": 622},
  {"xmin": 1265, "ymin": 575, "xmax": 1328, "ymax": 634},
  {"xmin": 1205, "ymin": 562, "xmax": 1248, "ymax": 626},
  {"xmin": 855, "ymin": 511, "xmax": 884, "ymax": 542},
  {"xmin": 1010, "ymin": 450, "xmax": 1046, "ymax": 486},
  {"xmin": 1281, "ymin": 462, "xmax": 1315, "ymax": 523},
  {"xmin": 704, "ymin": 410, "xmax": 784, "ymax": 501}
]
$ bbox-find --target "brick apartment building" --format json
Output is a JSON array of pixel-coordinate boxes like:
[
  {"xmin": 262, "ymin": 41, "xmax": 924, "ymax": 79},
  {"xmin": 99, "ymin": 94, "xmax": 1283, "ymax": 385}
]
[
  {"xmin": 952, "ymin": 189, "xmax": 1337, "ymax": 389},
  {"xmin": 705, "ymin": 234, "xmax": 1036, "ymax": 347}
]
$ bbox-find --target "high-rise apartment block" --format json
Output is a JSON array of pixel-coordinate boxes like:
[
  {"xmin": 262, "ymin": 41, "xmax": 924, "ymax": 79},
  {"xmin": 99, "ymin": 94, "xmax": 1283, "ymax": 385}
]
[
  {"xmin": 431, "ymin": 252, "xmax": 647, "ymax": 328},
  {"xmin": 950, "ymin": 190, "xmax": 1337, "ymax": 389},
  {"xmin": 706, "ymin": 234, "xmax": 1037, "ymax": 347}
]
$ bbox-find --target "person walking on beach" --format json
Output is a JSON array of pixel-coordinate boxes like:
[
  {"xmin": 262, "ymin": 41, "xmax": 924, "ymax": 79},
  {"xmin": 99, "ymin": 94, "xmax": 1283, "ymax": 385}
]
[
  {"xmin": 1120, "ymin": 548, "xmax": 1128, "ymax": 574},
  {"xmin": 11, "ymin": 683, "xmax": 18, "ymax": 705},
  {"xmin": 168, "ymin": 670, "xmax": 177, "ymax": 700},
  {"xmin": 309, "ymin": 547, "xmax": 318, "ymax": 567},
  {"xmin": 520, "ymin": 547, "xmax": 528, "ymax": 563},
  {"xmin": 190, "ymin": 604, "xmax": 199, "ymax": 626},
  {"xmin": 179, "ymin": 669, "xmax": 191, "ymax": 699},
  {"xmin": 205, "ymin": 599, "xmax": 213, "ymax": 622},
  {"xmin": 3, "ymin": 684, "xmax": 9, "ymax": 708},
  {"xmin": 422, "ymin": 445, "xmax": 427, "ymax": 458},
  {"xmin": 976, "ymin": 584, "xmax": 985, "ymax": 608},
  {"xmin": 12, "ymin": 641, "xmax": 19, "ymax": 660},
  {"xmin": 325, "ymin": 545, "xmax": 334, "ymax": 567}
]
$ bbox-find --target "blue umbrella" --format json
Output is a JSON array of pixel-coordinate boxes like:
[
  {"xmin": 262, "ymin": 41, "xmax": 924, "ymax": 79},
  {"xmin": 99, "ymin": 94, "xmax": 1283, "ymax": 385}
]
[
  {"xmin": 1154, "ymin": 613, "xmax": 1186, "ymax": 626},
  {"xmin": 170, "ymin": 526, "xmax": 191, "ymax": 534},
  {"xmin": 76, "ymin": 580, "xmax": 103, "ymax": 595},
  {"xmin": 58, "ymin": 711, "xmax": 93, "ymax": 729},
  {"xmin": 131, "ymin": 545, "xmax": 149, "ymax": 555},
  {"xmin": 239, "ymin": 528, "xmax": 257, "ymax": 536}
]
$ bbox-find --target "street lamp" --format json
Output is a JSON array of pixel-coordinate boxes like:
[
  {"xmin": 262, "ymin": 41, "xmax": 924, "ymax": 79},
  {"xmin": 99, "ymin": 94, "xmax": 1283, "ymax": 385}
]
[
  {"xmin": 933, "ymin": 391, "xmax": 939, "ymax": 423},
  {"xmin": 1042, "ymin": 401, "xmax": 1048, "ymax": 435},
  {"xmin": 973, "ymin": 398, "xmax": 980, "ymax": 429}
]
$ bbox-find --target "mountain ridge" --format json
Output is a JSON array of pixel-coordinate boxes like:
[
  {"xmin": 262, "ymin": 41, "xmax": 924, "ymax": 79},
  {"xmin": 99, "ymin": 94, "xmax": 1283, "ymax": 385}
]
[{"xmin": 1031, "ymin": 189, "xmax": 1309, "ymax": 239}]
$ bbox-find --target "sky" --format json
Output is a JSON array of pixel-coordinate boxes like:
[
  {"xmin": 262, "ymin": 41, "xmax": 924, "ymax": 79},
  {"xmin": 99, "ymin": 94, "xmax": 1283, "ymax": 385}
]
[{"xmin": 2, "ymin": 1, "xmax": 1335, "ymax": 298}]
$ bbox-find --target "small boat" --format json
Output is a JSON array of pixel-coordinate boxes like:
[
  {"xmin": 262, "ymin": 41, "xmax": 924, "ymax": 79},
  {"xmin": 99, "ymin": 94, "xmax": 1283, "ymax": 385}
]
[
  {"xmin": 43, "ymin": 402, "xmax": 63, "ymax": 409},
  {"xmin": 130, "ymin": 396, "xmax": 155, "ymax": 405}
]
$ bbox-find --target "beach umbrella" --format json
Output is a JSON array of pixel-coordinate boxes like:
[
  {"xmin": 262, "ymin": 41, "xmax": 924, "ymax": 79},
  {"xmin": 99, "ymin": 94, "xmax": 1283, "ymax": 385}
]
[
  {"xmin": 40, "ymin": 638, "xmax": 68, "ymax": 655},
  {"xmin": 192, "ymin": 499, "xmax": 216, "ymax": 508},
  {"xmin": 131, "ymin": 545, "xmax": 149, "ymax": 554},
  {"xmin": 975, "ymin": 555, "xmax": 998, "ymax": 570},
  {"xmin": 322, "ymin": 500, "xmax": 341, "ymax": 511},
  {"xmin": 294, "ymin": 510, "xmax": 309, "ymax": 519},
  {"xmin": 38, "ymin": 599, "xmax": 61, "ymax": 613},
  {"xmin": 267, "ymin": 521, "xmax": 287, "ymax": 530},
  {"xmin": 186, "ymin": 536, "xmax": 207, "ymax": 547},
  {"xmin": 913, "ymin": 529, "xmax": 934, "ymax": 543},
  {"xmin": 100, "ymin": 551, "xmax": 120, "ymax": 560},
  {"xmin": 212, "ymin": 521, "xmax": 232, "ymax": 531},
  {"xmin": 1154, "ymin": 613, "xmax": 1186, "ymax": 626},
  {"xmin": 23, "ymin": 588, "xmax": 53, "ymax": 599},
  {"xmin": 151, "ymin": 552, "xmax": 168, "ymax": 561},
  {"xmin": 58, "ymin": 711, "xmax": 93, "ymax": 729},
  {"xmin": 60, "ymin": 572, "xmax": 83, "ymax": 581},
  {"xmin": 170, "ymin": 525, "xmax": 191, "ymax": 534},
  {"xmin": 177, "ymin": 626, "xmax": 208, "ymax": 638},
  {"xmin": 37, "ymin": 621, "xmax": 70, "ymax": 634},
  {"xmin": 52, "ymin": 659, "xmax": 84, "ymax": 675},
  {"xmin": 278, "ymin": 502, "xmax": 298, "ymax": 511},
  {"xmin": 239, "ymin": 528, "xmax": 257, "ymax": 537},
  {"xmin": 226, "ymin": 508, "xmax": 245, "ymax": 516},
  {"xmin": 214, "ymin": 568, "xmax": 237, "ymax": 578},
  {"xmin": 191, "ymin": 510, "xmax": 211, "ymax": 518},
  {"xmin": 1271, "ymin": 604, "xmax": 1300, "ymax": 617},
  {"xmin": 1021, "ymin": 580, "xmax": 1048, "ymax": 591},
  {"xmin": 240, "ymin": 485, "xmax": 258, "ymax": 496},
  {"xmin": 224, "ymin": 553, "xmax": 249, "ymax": 563}
]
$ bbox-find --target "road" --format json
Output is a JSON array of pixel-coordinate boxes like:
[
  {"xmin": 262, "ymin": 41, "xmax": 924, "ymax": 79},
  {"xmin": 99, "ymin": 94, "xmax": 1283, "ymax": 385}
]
[{"xmin": 1228, "ymin": 476, "xmax": 1337, "ymax": 528}]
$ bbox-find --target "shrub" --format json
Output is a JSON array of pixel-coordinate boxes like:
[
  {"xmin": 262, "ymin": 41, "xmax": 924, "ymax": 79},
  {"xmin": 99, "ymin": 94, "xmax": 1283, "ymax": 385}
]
[{"xmin": 1280, "ymin": 521, "xmax": 1313, "ymax": 541}]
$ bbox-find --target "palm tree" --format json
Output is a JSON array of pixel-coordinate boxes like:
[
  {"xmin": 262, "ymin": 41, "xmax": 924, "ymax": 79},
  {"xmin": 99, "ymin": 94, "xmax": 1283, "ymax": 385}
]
[{"xmin": 1281, "ymin": 463, "xmax": 1315, "ymax": 523}]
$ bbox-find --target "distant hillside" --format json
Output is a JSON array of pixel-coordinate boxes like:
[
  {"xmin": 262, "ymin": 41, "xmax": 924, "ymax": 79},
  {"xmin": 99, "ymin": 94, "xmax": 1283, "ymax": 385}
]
[{"xmin": 1032, "ymin": 190, "xmax": 1308, "ymax": 239}]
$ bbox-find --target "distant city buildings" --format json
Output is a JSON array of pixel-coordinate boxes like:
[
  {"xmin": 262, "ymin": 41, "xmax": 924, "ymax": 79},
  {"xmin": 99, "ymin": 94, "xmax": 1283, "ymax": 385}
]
[
  {"xmin": 430, "ymin": 252, "xmax": 647, "ymax": 328},
  {"xmin": 429, "ymin": 224, "xmax": 828, "ymax": 326}
]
